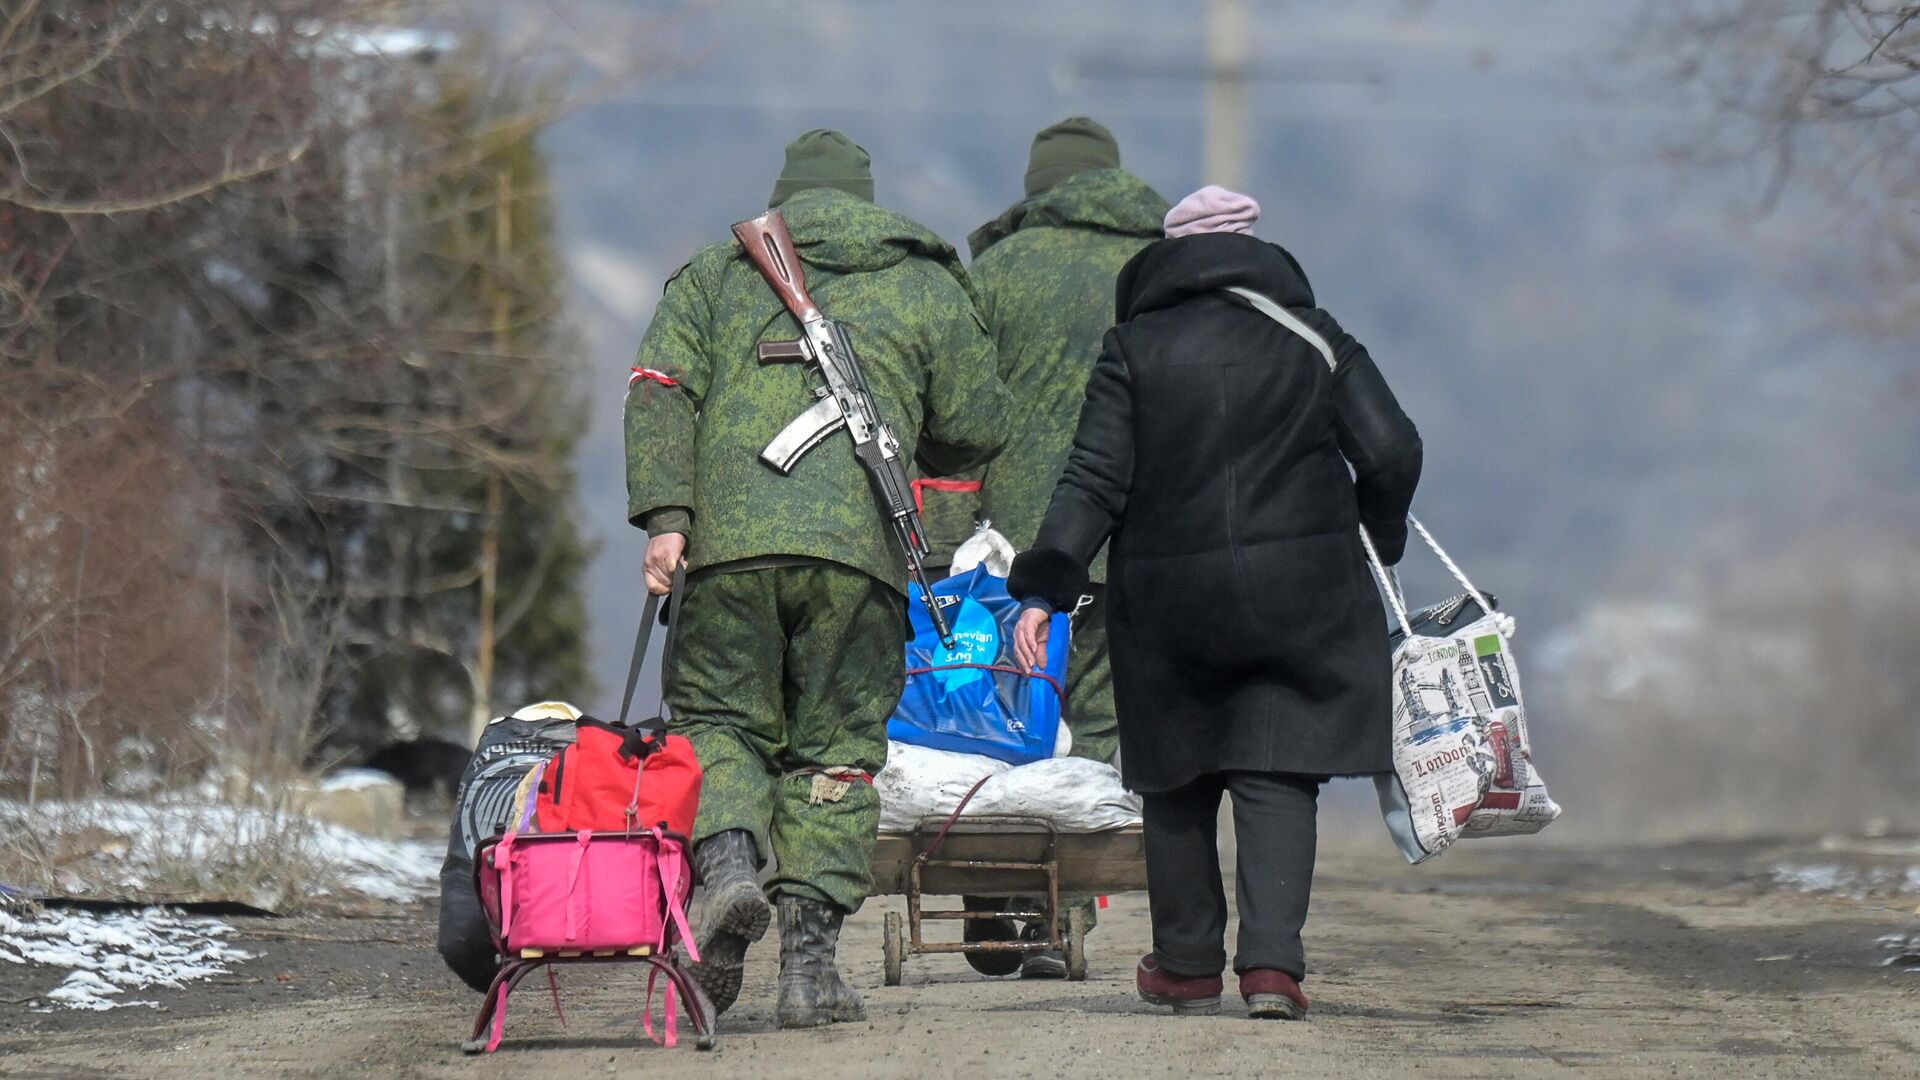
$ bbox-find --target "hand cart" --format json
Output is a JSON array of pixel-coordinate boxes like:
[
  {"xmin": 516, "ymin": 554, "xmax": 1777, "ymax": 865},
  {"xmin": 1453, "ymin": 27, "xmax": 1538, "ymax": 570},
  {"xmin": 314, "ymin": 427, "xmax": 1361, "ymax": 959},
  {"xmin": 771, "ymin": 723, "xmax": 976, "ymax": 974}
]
[{"xmin": 868, "ymin": 814, "xmax": 1147, "ymax": 984}]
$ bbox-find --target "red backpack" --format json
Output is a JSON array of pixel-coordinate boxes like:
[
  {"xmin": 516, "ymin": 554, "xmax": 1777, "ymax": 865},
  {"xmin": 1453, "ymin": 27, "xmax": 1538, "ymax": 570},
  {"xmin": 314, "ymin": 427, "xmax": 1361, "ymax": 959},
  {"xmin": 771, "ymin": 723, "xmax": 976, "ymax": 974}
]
[{"xmin": 532, "ymin": 717, "xmax": 701, "ymax": 837}]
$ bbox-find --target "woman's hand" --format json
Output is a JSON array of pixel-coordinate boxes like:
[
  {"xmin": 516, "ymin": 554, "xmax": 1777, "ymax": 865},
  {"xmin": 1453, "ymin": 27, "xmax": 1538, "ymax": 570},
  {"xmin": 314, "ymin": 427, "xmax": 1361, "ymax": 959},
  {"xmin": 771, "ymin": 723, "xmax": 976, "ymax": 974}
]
[
  {"xmin": 644, "ymin": 532, "xmax": 686, "ymax": 595},
  {"xmin": 1013, "ymin": 607, "xmax": 1051, "ymax": 672}
]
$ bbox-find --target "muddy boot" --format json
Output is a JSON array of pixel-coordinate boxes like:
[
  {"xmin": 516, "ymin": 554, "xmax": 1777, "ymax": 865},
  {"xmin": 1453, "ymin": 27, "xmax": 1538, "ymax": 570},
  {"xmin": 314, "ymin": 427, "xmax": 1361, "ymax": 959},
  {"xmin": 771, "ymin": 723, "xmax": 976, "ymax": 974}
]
[
  {"xmin": 688, "ymin": 830, "xmax": 770, "ymax": 1015},
  {"xmin": 774, "ymin": 896, "xmax": 865, "ymax": 1028}
]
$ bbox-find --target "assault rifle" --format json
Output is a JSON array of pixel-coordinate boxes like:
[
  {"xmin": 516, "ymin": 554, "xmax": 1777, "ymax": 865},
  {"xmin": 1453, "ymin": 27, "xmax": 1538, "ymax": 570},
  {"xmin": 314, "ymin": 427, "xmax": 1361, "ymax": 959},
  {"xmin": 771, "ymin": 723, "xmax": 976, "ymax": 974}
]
[{"xmin": 731, "ymin": 209, "xmax": 956, "ymax": 650}]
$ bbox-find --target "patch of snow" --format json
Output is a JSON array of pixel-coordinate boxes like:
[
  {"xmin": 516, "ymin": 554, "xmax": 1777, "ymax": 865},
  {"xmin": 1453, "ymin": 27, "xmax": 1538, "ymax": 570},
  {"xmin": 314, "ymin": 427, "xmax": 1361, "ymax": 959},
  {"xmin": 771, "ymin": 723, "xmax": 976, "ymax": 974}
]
[
  {"xmin": 1875, "ymin": 932, "xmax": 1920, "ymax": 972},
  {"xmin": 320, "ymin": 768, "xmax": 400, "ymax": 793},
  {"xmin": 0, "ymin": 797, "xmax": 441, "ymax": 906},
  {"xmin": 0, "ymin": 906, "xmax": 251, "ymax": 1010},
  {"xmin": 1770, "ymin": 861, "xmax": 1920, "ymax": 899},
  {"xmin": 309, "ymin": 823, "xmax": 442, "ymax": 904},
  {"xmin": 1771, "ymin": 863, "xmax": 1851, "ymax": 893},
  {"xmin": 317, "ymin": 26, "xmax": 456, "ymax": 58}
]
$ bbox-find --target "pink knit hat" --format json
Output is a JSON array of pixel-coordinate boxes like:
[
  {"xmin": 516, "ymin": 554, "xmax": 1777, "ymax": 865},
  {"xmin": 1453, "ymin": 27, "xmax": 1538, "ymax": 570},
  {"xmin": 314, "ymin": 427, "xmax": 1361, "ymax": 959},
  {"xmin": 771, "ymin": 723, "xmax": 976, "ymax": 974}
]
[{"xmin": 1163, "ymin": 185, "xmax": 1260, "ymax": 237}]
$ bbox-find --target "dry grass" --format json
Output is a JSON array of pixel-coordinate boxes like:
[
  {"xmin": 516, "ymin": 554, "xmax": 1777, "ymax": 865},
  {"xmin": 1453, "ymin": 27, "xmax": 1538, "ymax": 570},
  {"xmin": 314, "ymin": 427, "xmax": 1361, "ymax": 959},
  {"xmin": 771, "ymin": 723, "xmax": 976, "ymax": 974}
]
[{"xmin": 0, "ymin": 797, "xmax": 332, "ymax": 912}]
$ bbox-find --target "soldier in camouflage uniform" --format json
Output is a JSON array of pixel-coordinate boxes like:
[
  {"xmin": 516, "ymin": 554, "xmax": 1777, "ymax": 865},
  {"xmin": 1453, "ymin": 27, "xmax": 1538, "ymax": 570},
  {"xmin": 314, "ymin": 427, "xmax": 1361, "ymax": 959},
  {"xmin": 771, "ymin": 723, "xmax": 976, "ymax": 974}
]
[
  {"xmin": 625, "ymin": 130, "xmax": 1009, "ymax": 1028},
  {"xmin": 964, "ymin": 117, "xmax": 1168, "ymax": 977}
]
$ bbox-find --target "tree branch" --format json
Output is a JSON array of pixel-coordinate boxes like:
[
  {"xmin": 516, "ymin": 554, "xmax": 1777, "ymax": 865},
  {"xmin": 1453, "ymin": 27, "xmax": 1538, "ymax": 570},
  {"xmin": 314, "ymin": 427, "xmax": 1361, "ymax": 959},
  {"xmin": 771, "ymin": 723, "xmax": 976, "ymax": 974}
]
[
  {"xmin": 0, "ymin": 137, "xmax": 311, "ymax": 215},
  {"xmin": 0, "ymin": 0, "xmax": 160, "ymax": 118}
]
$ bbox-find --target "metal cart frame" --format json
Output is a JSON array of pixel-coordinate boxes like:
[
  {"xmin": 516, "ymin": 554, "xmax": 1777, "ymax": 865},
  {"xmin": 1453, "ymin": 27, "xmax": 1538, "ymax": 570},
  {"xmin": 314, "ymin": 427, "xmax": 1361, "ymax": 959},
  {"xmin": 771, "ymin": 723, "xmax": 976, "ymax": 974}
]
[{"xmin": 870, "ymin": 816, "xmax": 1146, "ymax": 985}]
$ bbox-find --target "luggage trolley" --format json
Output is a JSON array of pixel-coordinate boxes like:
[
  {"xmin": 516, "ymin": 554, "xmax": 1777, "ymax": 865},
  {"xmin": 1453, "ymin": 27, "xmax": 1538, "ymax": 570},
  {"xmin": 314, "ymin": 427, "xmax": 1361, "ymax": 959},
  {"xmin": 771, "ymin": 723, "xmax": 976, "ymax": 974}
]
[{"xmin": 868, "ymin": 815, "xmax": 1147, "ymax": 984}]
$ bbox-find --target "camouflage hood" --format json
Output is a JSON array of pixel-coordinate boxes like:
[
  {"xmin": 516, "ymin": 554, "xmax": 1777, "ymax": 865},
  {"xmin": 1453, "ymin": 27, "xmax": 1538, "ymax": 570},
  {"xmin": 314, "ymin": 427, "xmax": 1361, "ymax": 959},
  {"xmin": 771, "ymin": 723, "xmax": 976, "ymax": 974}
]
[
  {"xmin": 967, "ymin": 168, "xmax": 1168, "ymax": 259},
  {"xmin": 767, "ymin": 188, "xmax": 979, "ymax": 306}
]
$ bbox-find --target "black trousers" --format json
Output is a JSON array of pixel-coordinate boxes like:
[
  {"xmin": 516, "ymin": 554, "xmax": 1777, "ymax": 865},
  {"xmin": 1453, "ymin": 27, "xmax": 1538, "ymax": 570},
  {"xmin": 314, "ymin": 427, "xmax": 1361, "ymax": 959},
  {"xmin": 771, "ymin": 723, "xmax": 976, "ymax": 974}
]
[{"xmin": 1140, "ymin": 771, "xmax": 1323, "ymax": 980}]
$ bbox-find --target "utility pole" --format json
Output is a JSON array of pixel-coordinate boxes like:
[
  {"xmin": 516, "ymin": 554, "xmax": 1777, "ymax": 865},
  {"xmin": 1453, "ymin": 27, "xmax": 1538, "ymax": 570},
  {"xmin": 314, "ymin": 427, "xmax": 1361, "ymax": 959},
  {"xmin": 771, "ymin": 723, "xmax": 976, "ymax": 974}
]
[
  {"xmin": 1073, "ymin": 0, "xmax": 1380, "ymax": 191},
  {"xmin": 1205, "ymin": 0, "xmax": 1250, "ymax": 191}
]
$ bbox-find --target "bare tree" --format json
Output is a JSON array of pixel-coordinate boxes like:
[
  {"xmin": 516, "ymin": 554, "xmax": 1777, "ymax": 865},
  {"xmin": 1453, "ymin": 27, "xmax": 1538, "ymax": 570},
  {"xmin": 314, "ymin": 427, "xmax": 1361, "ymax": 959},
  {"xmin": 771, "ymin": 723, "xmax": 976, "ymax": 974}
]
[
  {"xmin": 0, "ymin": 0, "xmax": 591, "ymax": 796},
  {"xmin": 1635, "ymin": 1, "xmax": 1920, "ymax": 331}
]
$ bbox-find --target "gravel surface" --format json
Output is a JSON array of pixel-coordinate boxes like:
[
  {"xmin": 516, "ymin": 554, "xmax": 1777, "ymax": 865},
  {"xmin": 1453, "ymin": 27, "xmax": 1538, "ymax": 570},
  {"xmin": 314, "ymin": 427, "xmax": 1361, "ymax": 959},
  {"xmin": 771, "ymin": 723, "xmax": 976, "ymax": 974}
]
[{"xmin": 2, "ymin": 834, "xmax": 1915, "ymax": 1078}]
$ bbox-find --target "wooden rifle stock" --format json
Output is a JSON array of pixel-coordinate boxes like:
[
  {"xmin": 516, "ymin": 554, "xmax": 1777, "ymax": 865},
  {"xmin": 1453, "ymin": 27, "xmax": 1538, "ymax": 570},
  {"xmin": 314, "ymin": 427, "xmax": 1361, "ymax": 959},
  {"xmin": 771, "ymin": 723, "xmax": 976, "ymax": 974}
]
[
  {"xmin": 731, "ymin": 208, "xmax": 958, "ymax": 649},
  {"xmin": 731, "ymin": 211, "xmax": 822, "ymax": 324}
]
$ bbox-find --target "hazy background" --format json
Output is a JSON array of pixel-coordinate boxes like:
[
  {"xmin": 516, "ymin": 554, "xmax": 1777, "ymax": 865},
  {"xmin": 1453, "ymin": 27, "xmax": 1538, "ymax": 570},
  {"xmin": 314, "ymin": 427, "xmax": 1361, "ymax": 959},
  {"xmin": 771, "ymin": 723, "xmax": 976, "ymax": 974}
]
[
  {"xmin": 7, "ymin": 0, "xmax": 1913, "ymax": 926},
  {"xmin": 531, "ymin": 0, "xmax": 1918, "ymax": 839}
]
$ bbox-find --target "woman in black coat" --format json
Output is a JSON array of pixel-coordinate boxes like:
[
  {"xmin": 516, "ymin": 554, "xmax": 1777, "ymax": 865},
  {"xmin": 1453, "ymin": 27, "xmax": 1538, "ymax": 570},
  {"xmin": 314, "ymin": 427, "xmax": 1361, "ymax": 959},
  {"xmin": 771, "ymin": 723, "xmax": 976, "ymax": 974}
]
[{"xmin": 1009, "ymin": 186, "xmax": 1422, "ymax": 1020}]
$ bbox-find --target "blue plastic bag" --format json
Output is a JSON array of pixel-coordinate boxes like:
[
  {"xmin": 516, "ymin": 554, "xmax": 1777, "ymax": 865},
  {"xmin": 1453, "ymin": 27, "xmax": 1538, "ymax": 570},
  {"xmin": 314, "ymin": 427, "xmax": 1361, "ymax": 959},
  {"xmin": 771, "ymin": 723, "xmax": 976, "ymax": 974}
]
[{"xmin": 888, "ymin": 565, "xmax": 1071, "ymax": 765}]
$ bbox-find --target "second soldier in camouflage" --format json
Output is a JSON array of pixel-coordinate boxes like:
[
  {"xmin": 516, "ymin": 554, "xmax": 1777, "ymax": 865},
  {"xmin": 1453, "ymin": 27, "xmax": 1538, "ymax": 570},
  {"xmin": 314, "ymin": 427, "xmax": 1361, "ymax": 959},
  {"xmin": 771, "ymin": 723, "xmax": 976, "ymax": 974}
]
[{"xmin": 965, "ymin": 116, "xmax": 1168, "ymax": 977}]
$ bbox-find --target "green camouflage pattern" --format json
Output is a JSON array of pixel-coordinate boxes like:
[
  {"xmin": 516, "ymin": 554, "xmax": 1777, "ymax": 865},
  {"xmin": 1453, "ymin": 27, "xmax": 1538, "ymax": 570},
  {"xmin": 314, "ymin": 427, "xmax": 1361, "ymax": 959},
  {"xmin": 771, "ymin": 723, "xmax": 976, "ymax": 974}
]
[
  {"xmin": 1065, "ymin": 586, "xmax": 1118, "ymax": 763},
  {"xmin": 968, "ymin": 168, "xmax": 1167, "ymax": 582},
  {"xmin": 626, "ymin": 187, "xmax": 1011, "ymax": 593},
  {"xmin": 666, "ymin": 562, "xmax": 904, "ymax": 914},
  {"xmin": 907, "ymin": 465, "xmax": 982, "ymax": 571}
]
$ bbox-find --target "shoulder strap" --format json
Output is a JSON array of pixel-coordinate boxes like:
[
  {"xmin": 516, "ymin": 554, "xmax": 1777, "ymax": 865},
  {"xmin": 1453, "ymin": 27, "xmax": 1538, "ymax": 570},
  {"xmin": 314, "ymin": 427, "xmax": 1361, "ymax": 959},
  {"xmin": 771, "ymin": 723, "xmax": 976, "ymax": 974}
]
[
  {"xmin": 617, "ymin": 562, "xmax": 687, "ymax": 727},
  {"xmin": 1226, "ymin": 286, "xmax": 1507, "ymax": 640},
  {"xmin": 1223, "ymin": 286, "xmax": 1336, "ymax": 372},
  {"xmin": 1225, "ymin": 285, "xmax": 1411, "ymax": 634}
]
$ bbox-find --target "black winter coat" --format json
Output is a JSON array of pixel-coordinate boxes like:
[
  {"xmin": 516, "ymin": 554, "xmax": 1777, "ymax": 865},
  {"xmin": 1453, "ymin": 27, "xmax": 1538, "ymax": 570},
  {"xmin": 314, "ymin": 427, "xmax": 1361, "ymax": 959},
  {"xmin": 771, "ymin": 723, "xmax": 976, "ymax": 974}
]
[{"xmin": 1008, "ymin": 233, "xmax": 1423, "ymax": 792}]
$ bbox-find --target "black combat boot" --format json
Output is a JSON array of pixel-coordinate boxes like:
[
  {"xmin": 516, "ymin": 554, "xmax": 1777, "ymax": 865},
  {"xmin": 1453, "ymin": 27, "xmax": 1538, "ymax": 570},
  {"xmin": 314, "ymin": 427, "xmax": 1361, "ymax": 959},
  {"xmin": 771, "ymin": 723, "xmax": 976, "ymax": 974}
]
[
  {"xmin": 1017, "ymin": 922, "xmax": 1067, "ymax": 979},
  {"xmin": 688, "ymin": 830, "xmax": 770, "ymax": 1015},
  {"xmin": 774, "ymin": 896, "xmax": 865, "ymax": 1028}
]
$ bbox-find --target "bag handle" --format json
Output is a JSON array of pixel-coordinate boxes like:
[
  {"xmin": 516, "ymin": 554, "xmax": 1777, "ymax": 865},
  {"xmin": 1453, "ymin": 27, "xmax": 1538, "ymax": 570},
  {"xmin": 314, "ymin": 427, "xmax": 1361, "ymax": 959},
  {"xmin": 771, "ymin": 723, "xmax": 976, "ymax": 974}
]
[
  {"xmin": 1405, "ymin": 515, "xmax": 1504, "ymax": 635},
  {"xmin": 1358, "ymin": 526, "xmax": 1414, "ymax": 638},
  {"xmin": 1223, "ymin": 286, "xmax": 1510, "ymax": 640},
  {"xmin": 617, "ymin": 560, "xmax": 687, "ymax": 728}
]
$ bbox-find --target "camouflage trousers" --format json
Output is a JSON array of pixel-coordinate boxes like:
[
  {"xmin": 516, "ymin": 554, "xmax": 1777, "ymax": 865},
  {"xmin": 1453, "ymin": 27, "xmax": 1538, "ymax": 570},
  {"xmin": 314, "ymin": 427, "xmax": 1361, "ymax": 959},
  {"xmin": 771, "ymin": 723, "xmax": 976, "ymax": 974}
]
[
  {"xmin": 667, "ymin": 561, "xmax": 905, "ymax": 914},
  {"xmin": 1066, "ymin": 585, "xmax": 1118, "ymax": 766}
]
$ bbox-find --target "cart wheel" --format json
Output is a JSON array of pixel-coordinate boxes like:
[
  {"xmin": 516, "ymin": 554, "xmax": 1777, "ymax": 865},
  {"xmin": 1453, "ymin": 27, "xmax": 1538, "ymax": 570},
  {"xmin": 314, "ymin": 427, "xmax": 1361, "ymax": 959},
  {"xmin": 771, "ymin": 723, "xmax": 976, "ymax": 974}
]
[
  {"xmin": 883, "ymin": 910, "xmax": 905, "ymax": 986},
  {"xmin": 960, "ymin": 896, "xmax": 1022, "ymax": 976},
  {"xmin": 1064, "ymin": 904, "xmax": 1089, "ymax": 982}
]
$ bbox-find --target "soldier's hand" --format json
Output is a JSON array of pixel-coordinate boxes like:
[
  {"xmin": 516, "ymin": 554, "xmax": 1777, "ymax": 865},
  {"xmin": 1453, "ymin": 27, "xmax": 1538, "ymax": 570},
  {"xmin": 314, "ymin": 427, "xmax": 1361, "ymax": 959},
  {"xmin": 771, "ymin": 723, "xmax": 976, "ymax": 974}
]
[
  {"xmin": 644, "ymin": 532, "xmax": 687, "ymax": 595},
  {"xmin": 1013, "ymin": 607, "xmax": 1051, "ymax": 672}
]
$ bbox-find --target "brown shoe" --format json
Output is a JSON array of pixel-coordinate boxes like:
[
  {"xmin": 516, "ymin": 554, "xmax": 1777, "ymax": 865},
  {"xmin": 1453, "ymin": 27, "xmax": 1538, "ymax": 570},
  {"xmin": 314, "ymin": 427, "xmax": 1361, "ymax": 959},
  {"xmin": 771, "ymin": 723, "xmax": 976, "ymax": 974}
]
[
  {"xmin": 1239, "ymin": 968, "xmax": 1309, "ymax": 1020},
  {"xmin": 1135, "ymin": 954, "xmax": 1222, "ymax": 1015}
]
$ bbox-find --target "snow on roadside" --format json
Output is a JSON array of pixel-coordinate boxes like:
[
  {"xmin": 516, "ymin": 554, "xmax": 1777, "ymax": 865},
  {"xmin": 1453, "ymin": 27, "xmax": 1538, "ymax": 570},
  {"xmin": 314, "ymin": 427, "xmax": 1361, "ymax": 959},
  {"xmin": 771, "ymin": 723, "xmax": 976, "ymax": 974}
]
[
  {"xmin": 312, "ymin": 817, "xmax": 444, "ymax": 904},
  {"xmin": 0, "ymin": 797, "xmax": 442, "ymax": 908},
  {"xmin": 0, "ymin": 905, "xmax": 253, "ymax": 1010},
  {"xmin": 1769, "ymin": 861, "xmax": 1920, "ymax": 899}
]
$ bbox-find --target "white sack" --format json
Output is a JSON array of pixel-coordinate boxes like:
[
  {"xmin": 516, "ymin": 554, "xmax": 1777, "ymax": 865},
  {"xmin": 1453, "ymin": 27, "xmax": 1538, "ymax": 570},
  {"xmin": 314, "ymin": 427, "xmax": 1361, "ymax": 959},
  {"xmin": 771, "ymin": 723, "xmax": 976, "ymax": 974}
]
[
  {"xmin": 876, "ymin": 741, "xmax": 1140, "ymax": 833},
  {"xmin": 949, "ymin": 523, "xmax": 1016, "ymax": 579}
]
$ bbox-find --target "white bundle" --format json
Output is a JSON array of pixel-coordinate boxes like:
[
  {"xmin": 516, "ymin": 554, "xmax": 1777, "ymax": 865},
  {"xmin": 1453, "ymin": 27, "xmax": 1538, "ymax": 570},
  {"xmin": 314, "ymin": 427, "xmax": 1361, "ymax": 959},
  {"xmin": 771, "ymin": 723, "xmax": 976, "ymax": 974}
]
[
  {"xmin": 876, "ymin": 741, "xmax": 1141, "ymax": 833},
  {"xmin": 949, "ymin": 522, "xmax": 1017, "ymax": 578}
]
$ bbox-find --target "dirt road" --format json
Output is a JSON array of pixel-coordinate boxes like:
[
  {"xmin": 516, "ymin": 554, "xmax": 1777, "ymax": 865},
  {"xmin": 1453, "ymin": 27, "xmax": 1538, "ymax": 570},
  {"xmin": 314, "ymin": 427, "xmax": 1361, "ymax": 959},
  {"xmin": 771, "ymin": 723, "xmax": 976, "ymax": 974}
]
[{"xmin": 3, "ymin": 835, "xmax": 1916, "ymax": 1079}]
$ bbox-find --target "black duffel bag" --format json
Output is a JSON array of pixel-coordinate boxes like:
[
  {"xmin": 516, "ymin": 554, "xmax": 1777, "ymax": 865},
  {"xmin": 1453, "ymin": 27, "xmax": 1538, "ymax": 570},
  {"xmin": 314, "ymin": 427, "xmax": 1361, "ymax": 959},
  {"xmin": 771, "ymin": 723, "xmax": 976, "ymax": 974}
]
[{"xmin": 436, "ymin": 703, "xmax": 579, "ymax": 991}]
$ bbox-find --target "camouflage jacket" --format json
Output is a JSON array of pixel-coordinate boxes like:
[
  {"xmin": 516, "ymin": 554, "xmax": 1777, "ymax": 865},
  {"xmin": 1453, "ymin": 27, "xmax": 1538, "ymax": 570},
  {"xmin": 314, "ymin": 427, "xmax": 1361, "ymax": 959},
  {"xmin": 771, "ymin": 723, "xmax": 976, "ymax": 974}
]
[
  {"xmin": 966, "ymin": 168, "xmax": 1167, "ymax": 582},
  {"xmin": 625, "ymin": 188, "xmax": 1011, "ymax": 593}
]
